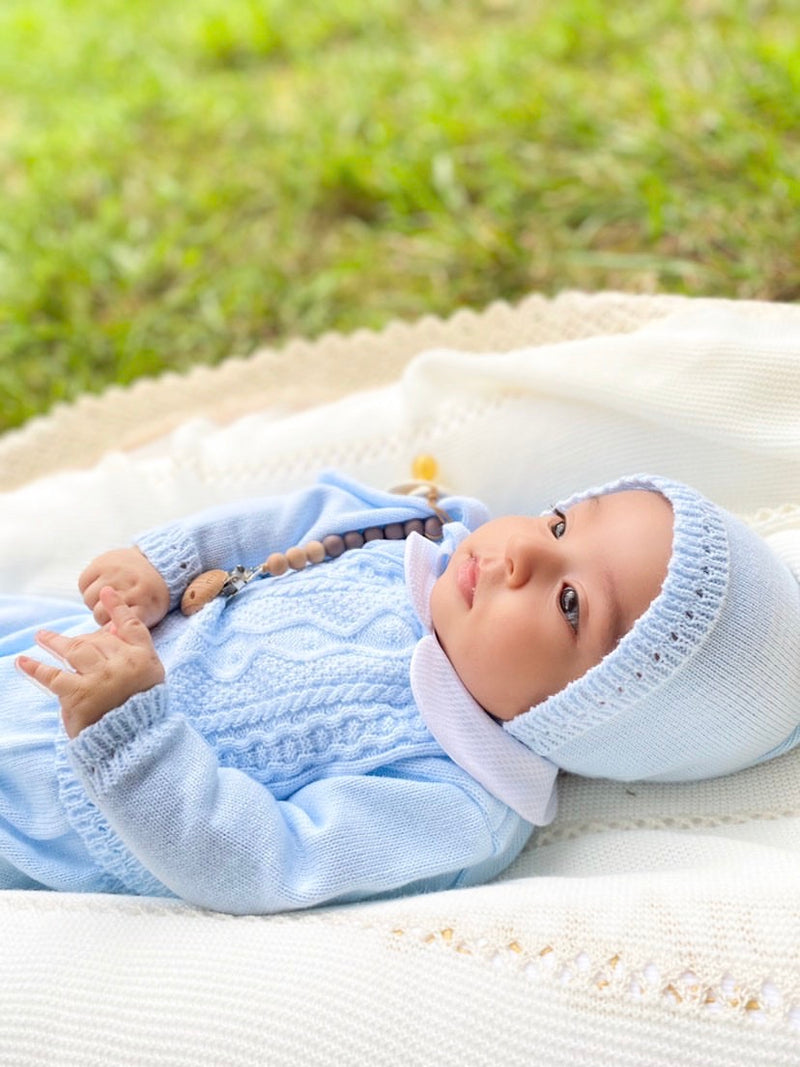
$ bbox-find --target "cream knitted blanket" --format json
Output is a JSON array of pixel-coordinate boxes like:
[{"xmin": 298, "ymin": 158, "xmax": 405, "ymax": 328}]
[{"xmin": 1, "ymin": 291, "xmax": 799, "ymax": 1066}]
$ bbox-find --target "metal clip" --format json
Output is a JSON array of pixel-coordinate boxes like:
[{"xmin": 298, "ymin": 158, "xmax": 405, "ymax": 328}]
[{"xmin": 219, "ymin": 565, "xmax": 261, "ymax": 598}]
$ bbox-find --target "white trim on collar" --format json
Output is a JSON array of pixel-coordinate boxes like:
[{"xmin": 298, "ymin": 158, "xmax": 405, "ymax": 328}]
[{"xmin": 405, "ymin": 528, "xmax": 558, "ymax": 826}]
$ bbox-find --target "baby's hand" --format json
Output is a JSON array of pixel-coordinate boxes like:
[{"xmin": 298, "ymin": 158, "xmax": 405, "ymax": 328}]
[
  {"xmin": 16, "ymin": 588, "xmax": 166, "ymax": 739},
  {"xmin": 79, "ymin": 547, "xmax": 170, "ymax": 628}
]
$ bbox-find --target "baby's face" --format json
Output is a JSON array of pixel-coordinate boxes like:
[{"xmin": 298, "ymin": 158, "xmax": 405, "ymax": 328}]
[{"xmin": 430, "ymin": 489, "xmax": 673, "ymax": 721}]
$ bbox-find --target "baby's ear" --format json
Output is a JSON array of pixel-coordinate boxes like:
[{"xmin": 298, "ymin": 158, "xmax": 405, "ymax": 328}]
[{"xmin": 764, "ymin": 528, "xmax": 800, "ymax": 585}]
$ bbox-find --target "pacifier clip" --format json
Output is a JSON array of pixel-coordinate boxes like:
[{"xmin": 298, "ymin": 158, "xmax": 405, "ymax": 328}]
[{"xmin": 180, "ymin": 480, "xmax": 449, "ymax": 616}]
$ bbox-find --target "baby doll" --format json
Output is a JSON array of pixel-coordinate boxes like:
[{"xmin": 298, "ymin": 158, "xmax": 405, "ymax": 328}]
[{"xmin": 6, "ymin": 471, "xmax": 800, "ymax": 914}]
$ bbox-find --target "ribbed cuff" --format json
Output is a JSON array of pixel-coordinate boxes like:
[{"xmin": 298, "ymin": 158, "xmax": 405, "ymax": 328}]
[
  {"xmin": 69, "ymin": 683, "xmax": 170, "ymax": 792},
  {"xmin": 135, "ymin": 528, "xmax": 204, "ymax": 611}
]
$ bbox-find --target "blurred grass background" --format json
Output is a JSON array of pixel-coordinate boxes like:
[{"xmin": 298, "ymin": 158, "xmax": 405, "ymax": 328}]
[{"xmin": 1, "ymin": 0, "xmax": 798, "ymax": 434}]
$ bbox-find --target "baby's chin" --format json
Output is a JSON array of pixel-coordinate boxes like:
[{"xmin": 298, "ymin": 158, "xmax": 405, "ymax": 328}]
[{"xmin": 472, "ymin": 688, "xmax": 533, "ymax": 724}]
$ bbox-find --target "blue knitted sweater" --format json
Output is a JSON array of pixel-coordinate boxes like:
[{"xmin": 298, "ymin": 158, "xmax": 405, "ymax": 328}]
[{"xmin": 56, "ymin": 473, "xmax": 532, "ymax": 914}]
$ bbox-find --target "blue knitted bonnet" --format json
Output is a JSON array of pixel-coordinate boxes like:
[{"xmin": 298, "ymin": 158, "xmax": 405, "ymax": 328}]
[{"xmin": 505, "ymin": 475, "xmax": 800, "ymax": 783}]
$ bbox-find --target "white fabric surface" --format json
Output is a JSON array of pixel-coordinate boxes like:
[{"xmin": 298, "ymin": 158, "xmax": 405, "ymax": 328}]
[
  {"xmin": 1, "ymin": 298, "xmax": 800, "ymax": 1065},
  {"xmin": 2, "ymin": 307, "xmax": 799, "ymax": 599}
]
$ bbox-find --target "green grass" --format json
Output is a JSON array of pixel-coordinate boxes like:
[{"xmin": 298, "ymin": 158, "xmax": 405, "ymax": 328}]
[{"xmin": 1, "ymin": 0, "xmax": 799, "ymax": 433}]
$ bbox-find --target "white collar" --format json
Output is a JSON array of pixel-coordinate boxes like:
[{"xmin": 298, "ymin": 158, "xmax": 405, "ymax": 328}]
[{"xmin": 405, "ymin": 527, "xmax": 558, "ymax": 826}]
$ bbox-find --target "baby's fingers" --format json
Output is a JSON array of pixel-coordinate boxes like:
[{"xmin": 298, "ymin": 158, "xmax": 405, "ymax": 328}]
[
  {"xmin": 35, "ymin": 627, "xmax": 109, "ymax": 674},
  {"xmin": 33, "ymin": 628, "xmax": 77, "ymax": 668},
  {"xmin": 16, "ymin": 654, "xmax": 72, "ymax": 697},
  {"xmin": 99, "ymin": 587, "xmax": 154, "ymax": 647}
]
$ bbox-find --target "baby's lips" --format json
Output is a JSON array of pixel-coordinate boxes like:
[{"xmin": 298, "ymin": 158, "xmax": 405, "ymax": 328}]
[{"xmin": 456, "ymin": 557, "xmax": 478, "ymax": 607}]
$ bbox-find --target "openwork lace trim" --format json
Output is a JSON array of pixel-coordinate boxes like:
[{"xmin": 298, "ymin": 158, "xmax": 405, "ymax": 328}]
[
  {"xmin": 387, "ymin": 924, "xmax": 800, "ymax": 1031},
  {"xmin": 534, "ymin": 807, "xmax": 800, "ymax": 847},
  {"xmin": 747, "ymin": 502, "xmax": 800, "ymax": 534}
]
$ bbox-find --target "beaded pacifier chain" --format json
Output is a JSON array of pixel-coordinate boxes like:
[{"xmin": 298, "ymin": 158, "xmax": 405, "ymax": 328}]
[{"xmin": 180, "ymin": 460, "xmax": 449, "ymax": 616}]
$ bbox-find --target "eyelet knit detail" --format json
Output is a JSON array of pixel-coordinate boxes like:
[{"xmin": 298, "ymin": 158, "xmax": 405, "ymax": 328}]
[{"xmin": 506, "ymin": 475, "xmax": 734, "ymax": 774}]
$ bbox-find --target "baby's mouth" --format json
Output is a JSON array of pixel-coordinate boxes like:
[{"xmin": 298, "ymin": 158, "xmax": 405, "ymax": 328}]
[{"xmin": 456, "ymin": 556, "xmax": 478, "ymax": 607}]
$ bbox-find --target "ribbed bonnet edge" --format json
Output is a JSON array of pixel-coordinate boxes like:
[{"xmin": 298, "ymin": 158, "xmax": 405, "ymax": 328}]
[{"xmin": 505, "ymin": 475, "xmax": 730, "ymax": 759}]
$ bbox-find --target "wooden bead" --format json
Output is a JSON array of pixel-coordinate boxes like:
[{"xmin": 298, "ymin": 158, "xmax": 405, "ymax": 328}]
[
  {"xmin": 424, "ymin": 516, "xmax": 443, "ymax": 540},
  {"xmin": 181, "ymin": 510, "xmax": 448, "ymax": 611},
  {"xmin": 285, "ymin": 546, "xmax": 308, "ymax": 570},
  {"xmin": 344, "ymin": 531, "xmax": 364, "ymax": 550},
  {"xmin": 305, "ymin": 540, "xmax": 326, "ymax": 564},
  {"xmin": 181, "ymin": 570, "xmax": 229, "ymax": 615},
  {"xmin": 322, "ymin": 534, "xmax": 346, "ymax": 558},
  {"xmin": 264, "ymin": 552, "xmax": 289, "ymax": 577}
]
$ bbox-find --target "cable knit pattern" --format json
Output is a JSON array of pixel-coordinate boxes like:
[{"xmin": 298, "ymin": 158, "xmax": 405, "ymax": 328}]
[
  {"xmin": 132, "ymin": 547, "xmax": 435, "ymax": 790},
  {"xmin": 42, "ymin": 476, "xmax": 529, "ymax": 911},
  {"xmin": 53, "ymin": 544, "xmax": 440, "ymax": 897},
  {"xmin": 4, "ymin": 296, "xmax": 800, "ymax": 1066}
]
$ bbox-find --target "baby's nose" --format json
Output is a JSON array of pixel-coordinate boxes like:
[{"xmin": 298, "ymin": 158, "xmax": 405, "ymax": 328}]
[{"xmin": 505, "ymin": 532, "xmax": 559, "ymax": 589}]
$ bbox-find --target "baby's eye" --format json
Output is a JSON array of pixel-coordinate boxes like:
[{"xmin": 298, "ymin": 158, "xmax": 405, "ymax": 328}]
[
  {"xmin": 550, "ymin": 509, "xmax": 567, "ymax": 539},
  {"xmin": 559, "ymin": 585, "xmax": 580, "ymax": 632}
]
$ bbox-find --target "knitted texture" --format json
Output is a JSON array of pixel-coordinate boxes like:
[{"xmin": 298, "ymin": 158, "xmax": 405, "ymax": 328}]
[
  {"xmin": 42, "ymin": 478, "xmax": 528, "ymax": 912},
  {"xmin": 0, "ymin": 291, "xmax": 716, "ymax": 490},
  {"xmin": 52, "ymin": 546, "xmax": 426, "ymax": 898},
  {"xmin": 3, "ymin": 294, "xmax": 800, "ymax": 1065},
  {"xmin": 5, "ymin": 290, "xmax": 800, "ymax": 493},
  {"xmin": 507, "ymin": 475, "xmax": 800, "ymax": 781},
  {"xmin": 70, "ymin": 545, "xmax": 434, "ymax": 787}
]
